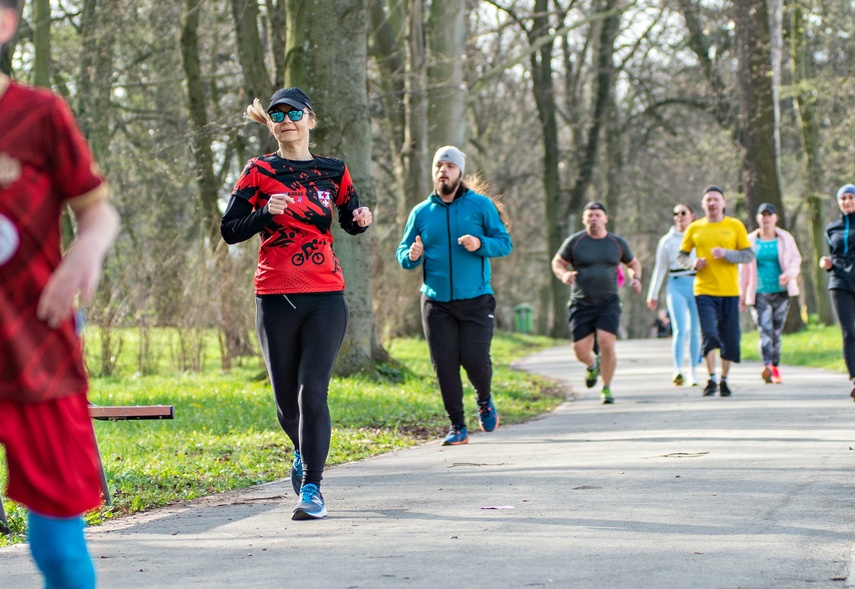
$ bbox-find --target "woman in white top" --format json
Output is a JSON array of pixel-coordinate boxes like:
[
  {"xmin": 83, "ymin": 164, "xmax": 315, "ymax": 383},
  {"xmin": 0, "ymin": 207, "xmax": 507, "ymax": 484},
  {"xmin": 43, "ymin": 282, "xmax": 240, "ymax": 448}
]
[{"xmin": 647, "ymin": 203, "xmax": 702, "ymax": 385}]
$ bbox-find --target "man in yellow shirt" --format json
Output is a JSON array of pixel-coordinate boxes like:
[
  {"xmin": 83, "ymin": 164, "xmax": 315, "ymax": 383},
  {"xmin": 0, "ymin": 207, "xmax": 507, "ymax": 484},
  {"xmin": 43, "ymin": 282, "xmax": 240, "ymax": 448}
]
[{"xmin": 679, "ymin": 186, "xmax": 754, "ymax": 397}]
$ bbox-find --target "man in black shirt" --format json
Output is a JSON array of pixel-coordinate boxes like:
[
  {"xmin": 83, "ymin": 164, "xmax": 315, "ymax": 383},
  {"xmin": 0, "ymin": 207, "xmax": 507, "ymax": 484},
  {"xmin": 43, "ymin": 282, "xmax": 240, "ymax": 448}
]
[{"xmin": 551, "ymin": 202, "xmax": 643, "ymax": 403}]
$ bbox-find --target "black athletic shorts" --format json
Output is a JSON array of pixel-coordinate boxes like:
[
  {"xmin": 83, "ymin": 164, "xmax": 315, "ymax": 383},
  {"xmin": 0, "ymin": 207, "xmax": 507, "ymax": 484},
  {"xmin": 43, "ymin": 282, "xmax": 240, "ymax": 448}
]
[{"xmin": 567, "ymin": 295, "xmax": 621, "ymax": 341}]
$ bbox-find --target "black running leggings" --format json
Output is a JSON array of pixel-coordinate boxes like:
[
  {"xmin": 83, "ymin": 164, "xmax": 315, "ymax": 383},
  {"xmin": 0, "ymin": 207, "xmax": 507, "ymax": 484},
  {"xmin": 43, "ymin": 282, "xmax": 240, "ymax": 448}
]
[
  {"xmin": 830, "ymin": 289, "xmax": 855, "ymax": 380},
  {"xmin": 256, "ymin": 292, "xmax": 348, "ymax": 488},
  {"xmin": 421, "ymin": 294, "xmax": 495, "ymax": 426}
]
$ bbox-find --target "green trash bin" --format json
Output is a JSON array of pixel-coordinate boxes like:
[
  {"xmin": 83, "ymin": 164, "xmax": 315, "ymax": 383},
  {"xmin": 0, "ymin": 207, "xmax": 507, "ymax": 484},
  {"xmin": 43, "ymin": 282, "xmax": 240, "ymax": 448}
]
[{"xmin": 514, "ymin": 303, "xmax": 533, "ymax": 334}]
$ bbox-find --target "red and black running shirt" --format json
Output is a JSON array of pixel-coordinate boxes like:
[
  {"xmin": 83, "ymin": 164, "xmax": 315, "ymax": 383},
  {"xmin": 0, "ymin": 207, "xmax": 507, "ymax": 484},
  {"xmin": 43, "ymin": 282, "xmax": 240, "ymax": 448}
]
[
  {"xmin": 0, "ymin": 81, "xmax": 108, "ymax": 403},
  {"xmin": 221, "ymin": 154, "xmax": 367, "ymax": 295}
]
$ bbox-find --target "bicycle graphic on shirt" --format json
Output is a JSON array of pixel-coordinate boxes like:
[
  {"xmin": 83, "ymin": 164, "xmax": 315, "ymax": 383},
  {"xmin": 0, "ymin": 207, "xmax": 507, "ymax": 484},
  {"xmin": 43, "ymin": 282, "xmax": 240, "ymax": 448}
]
[{"xmin": 291, "ymin": 239, "xmax": 325, "ymax": 266}]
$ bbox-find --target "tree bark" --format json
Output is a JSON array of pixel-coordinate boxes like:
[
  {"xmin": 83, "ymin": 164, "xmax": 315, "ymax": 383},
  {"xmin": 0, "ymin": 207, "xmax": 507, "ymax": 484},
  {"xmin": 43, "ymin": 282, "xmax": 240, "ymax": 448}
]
[
  {"xmin": 526, "ymin": 0, "xmax": 566, "ymax": 337},
  {"xmin": 367, "ymin": 0, "xmax": 407, "ymax": 225},
  {"xmin": 230, "ymin": 0, "xmax": 276, "ymax": 152},
  {"xmin": 180, "ymin": 0, "xmax": 221, "ymax": 242},
  {"xmin": 76, "ymin": 0, "xmax": 118, "ymax": 162},
  {"xmin": 733, "ymin": 0, "xmax": 784, "ymax": 225},
  {"xmin": 285, "ymin": 0, "xmax": 383, "ymax": 374},
  {"xmin": 401, "ymin": 0, "xmax": 430, "ymax": 222},
  {"xmin": 427, "ymin": 0, "xmax": 466, "ymax": 149},
  {"xmin": 32, "ymin": 0, "xmax": 50, "ymax": 87},
  {"xmin": 790, "ymin": 0, "xmax": 834, "ymax": 325}
]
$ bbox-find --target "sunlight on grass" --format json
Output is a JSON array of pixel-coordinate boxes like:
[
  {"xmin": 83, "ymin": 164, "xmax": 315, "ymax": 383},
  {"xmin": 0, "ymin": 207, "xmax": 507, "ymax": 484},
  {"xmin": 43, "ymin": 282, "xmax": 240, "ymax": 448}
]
[
  {"xmin": 0, "ymin": 331, "xmax": 561, "ymax": 545},
  {"xmin": 740, "ymin": 319, "xmax": 847, "ymax": 373}
]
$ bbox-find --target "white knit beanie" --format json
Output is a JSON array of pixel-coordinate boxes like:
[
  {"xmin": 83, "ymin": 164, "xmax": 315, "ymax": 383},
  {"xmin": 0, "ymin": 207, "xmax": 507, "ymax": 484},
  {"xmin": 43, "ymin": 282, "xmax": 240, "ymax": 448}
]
[{"xmin": 432, "ymin": 146, "xmax": 466, "ymax": 175}]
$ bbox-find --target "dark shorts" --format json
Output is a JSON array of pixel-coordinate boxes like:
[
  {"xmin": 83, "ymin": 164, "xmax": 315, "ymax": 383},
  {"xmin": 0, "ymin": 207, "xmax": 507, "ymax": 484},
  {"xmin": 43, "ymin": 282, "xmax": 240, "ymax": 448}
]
[
  {"xmin": 0, "ymin": 392, "xmax": 104, "ymax": 517},
  {"xmin": 695, "ymin": 295, "xmax": 741, "ymax": 362},
  {"xmin": 568, "ymin": 295, "xmax": 621, "ymax": 342}
]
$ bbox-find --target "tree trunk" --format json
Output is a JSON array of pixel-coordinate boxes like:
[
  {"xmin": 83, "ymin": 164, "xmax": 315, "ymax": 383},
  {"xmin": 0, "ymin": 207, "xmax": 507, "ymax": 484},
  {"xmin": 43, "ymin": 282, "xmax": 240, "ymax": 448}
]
[
  {"xmin": 733, "ymin": 0, "xmax": 784, "ymax": 226},
  {"xmin": 285, "ymin": 0, "xmax": 383, "ymax": 374},
  {"xmin": 76, "ymin": 0, "xmax": 118, "ymax": 161},
  {"xmin": 230, "ymin": 0, "xmax": 276, "ymax": 152},
  {"xmin": 32, "ymin": 0, "xmax": 50, "ymax": 87},
  {"xmin": 790, "ymin": 0, "xmax": 834, "ymax": 325},
  {"xmin": 401, "ymin": 0, "xmax": 430, "ymax": 223},
  {"xmin": 427, "ymin": 0, "xmax": 466, "ymax": 149},
  {"xmin": 367, "ymin": 0, "xmax": 407, "ymax": 226},
  {"xmin": 527, "ymin": 0, "xmax": 566, "ymax": 337},
  {"xmin": 180, "ymin": 0, "xmax": 221, "ymax": 242},
  {"xmin": 265, "ymin": 0, "xmax": 286, "ymax": 86}
]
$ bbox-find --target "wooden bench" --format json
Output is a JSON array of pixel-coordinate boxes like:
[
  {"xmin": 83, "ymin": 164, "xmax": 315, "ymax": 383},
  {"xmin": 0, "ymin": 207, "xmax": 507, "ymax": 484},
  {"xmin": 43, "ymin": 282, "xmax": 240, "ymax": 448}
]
[{"xmin": 0, "ymin": 404, "xmax": 174, "ymax": 534}]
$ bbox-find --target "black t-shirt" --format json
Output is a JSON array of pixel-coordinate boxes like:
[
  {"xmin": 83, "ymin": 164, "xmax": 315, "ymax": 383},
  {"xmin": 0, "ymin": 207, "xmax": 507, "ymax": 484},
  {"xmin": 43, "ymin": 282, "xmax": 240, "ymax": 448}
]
[{"xmin": 557, "ymin": 231, "xmax": 634, "ymax": 304}]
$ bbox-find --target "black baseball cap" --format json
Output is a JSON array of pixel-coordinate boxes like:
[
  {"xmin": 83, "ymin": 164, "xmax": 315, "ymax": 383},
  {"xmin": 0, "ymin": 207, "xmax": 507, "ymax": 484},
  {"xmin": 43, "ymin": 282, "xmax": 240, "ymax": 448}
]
[
  {"xmin": 583, "ymin": 201, "xmax": 607, "ymax": 214},
  {"xmin": 757, "ymin": 203, "xmax": 777, "ymax": 215},
  {"xmin": 702, "ymin": 185, "xmax": 725, "ymax": 197},
  {"xmin": 268, "ymin": 87, "xmax": 313, "ymax": 113}
]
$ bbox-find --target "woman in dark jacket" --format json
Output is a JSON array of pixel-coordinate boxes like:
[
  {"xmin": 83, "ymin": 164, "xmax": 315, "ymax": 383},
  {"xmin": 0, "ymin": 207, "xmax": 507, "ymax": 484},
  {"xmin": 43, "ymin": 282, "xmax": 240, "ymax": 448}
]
[{"xmin": 819, "ymin": 183, "xmax": 855, "ymax": 399}]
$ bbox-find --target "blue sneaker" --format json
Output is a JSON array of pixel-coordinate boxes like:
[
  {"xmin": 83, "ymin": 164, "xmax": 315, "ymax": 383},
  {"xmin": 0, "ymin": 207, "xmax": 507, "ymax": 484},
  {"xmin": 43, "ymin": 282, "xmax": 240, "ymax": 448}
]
[
  {"xmin": 477, "ymin": 397, "xmax": 500, "ymax": 432},
  {"xmin": 290, "ymin": 450, "xmax": 302, "ymax": 495},
  {"xmin": 291, "ymin": 483, "xmax": 327, "ymax": 520},
  {"xmin": 442, "ymin": 424, "xmax": 469, "ymax": 446}
]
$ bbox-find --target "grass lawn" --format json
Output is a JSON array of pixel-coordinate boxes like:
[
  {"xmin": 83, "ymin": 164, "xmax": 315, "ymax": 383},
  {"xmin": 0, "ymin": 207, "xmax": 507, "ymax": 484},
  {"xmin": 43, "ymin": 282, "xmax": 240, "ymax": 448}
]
[
  {"xmin": 740, "ymin": 320, "xmax": 847, "ymax": 373},
  {"xmin": 0, "ymin": 331, "xmax": 564, "ymax": 545}
]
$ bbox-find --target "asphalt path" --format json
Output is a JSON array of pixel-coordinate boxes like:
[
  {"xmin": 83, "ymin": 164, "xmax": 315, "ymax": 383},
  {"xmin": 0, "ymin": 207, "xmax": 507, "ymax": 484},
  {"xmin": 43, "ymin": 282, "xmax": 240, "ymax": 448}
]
[{"xmin": 3, "ymin": 338, "xmax": 855, "ymax": 588}]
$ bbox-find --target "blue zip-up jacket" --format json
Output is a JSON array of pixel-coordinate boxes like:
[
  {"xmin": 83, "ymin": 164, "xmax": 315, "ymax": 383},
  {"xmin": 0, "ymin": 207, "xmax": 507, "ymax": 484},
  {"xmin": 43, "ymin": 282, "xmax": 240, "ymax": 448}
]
[
  {"xmin": 396, "ymin": 188, "xmax": 512, "ymax": 302},
  {"xmin": 825, "ymin": 211, "xmax": 855, "ymax": 293}
]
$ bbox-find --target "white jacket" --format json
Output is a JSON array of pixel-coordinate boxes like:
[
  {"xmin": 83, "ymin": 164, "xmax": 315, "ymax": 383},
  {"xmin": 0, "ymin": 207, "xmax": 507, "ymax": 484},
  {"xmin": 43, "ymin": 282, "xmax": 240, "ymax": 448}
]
[{"xmin": 647, "ymin": 227, "xmax": 696, "ymax": 301}]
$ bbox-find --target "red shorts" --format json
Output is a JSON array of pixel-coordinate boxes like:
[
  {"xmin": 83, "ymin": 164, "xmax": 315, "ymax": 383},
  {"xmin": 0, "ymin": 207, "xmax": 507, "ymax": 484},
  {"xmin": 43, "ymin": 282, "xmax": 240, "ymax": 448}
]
[{"xmin": 0, "ymin": 392, "xmax": 104, "ymax": 517}]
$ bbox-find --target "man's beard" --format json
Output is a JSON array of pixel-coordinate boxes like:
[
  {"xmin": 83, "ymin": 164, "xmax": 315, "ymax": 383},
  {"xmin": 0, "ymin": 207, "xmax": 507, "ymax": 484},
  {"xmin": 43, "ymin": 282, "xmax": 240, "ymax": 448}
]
[{"xmin": 436, "ymin": 178, "xmax": 460, "ymax": 196}]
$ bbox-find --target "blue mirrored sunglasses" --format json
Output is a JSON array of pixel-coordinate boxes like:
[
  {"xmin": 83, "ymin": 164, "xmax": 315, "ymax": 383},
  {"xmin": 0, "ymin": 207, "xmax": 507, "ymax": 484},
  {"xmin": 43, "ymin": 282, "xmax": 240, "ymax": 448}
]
[{"xmin": 269, "ymin": 109, "xmax": 305, "ymax": 123}]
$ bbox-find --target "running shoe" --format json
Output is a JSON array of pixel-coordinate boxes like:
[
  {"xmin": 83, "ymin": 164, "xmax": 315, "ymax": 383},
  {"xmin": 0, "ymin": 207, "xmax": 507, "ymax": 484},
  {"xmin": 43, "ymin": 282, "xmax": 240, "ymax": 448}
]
[
  {"xmin": 770, "ymin": 366, "xmax": 783, "ymax": 384},
  {"xmin": 477, "ymin": 397, "xmax": 500, "ymax": 432},
  {"xmin": 672, "ymin": 373, "xmax": 684, "ymax": 386},
  {"xmin": 291, "ymin": 483, "xmax": 327, "ymax": 520},
  {"xmin": 850, "ymin": 383, "xmax": 855, "ymax": 402},
  {"xmin": 719, "ymin": 379, "xmax": 732, "ymax": 397},
  {"xmin": 585, "ymin": 356, "xmax": 601, "ymax": 388},
  {"xmin": 761, "ymin": 365, "xmax": 773, "ymax": 384},
  {"xmin": 601, "ymin": 386, "xmax": 614, "ymax": 404},
  {"xmin": 442, "ymin": 424, "xmax": 469, "ymax": 446},
  {"xmin": 290, "ymin": 450, "xmax": 302, "ymax": 495},
  {"xmin": 703, "ymin": 380, "xmax": 717, "ymax": 397}
]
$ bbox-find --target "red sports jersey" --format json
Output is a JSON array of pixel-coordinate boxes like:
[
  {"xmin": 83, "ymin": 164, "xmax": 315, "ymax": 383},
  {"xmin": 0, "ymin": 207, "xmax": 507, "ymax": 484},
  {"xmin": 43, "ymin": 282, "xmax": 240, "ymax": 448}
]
[
  {"xmin": 0, "ymin": 82, "xmax": 107, "ymax": 403},
  {"xmin": 230, "ymin": 154, "xmax": 362, "ymax": 294}
]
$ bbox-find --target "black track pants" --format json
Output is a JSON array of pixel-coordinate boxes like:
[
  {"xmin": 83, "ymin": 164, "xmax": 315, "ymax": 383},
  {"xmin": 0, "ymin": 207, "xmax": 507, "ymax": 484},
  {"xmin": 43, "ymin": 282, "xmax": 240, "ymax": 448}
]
[
  {"xmin": 421, "ymin": 294, "xmax": 495, "ymax": 426},
  {"xmin": 830, "ymin": 289, "xmax": 855, "ymax": 380},
  {"xmin": 256, "ymin": 292, "xmax": 348, "ymax": 488}
]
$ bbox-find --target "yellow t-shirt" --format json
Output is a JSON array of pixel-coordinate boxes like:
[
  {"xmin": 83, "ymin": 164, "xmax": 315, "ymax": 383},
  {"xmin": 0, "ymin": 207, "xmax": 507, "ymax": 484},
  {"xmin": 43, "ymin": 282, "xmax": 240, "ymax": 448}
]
[{"xmin": 680, "ymin": 216, "xmax": 750, "ymax": 296}]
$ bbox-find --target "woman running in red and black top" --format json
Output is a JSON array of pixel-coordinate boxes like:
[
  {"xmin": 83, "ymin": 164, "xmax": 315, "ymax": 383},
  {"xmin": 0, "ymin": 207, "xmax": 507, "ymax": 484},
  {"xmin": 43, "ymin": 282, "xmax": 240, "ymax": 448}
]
[{"xmin": 221, "ymin": 87, "xmax": 372, "ymax": 521}]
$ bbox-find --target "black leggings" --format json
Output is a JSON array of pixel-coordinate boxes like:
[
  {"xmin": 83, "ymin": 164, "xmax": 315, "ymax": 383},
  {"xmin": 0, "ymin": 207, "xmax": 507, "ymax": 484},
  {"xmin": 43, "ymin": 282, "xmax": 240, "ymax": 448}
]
[
  {"xmin": 830, "ymin": 289, "xmax": 855, "ymax": 380},
  {"xmin": 256, "ymin": 292, "xmax": 348, "ymax": 488},
  {"xmin": 421, "ymin": 294, "xmax": 495, "ymax": 427}
]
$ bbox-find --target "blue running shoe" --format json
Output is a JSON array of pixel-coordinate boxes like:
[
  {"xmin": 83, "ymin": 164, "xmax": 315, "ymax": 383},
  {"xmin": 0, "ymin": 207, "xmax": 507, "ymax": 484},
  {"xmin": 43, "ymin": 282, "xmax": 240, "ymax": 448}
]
[
  {"xmin": 477, "ymin": 397, "xmax": 500, "ymax": 432},
  {"xmin": 290, "ymin": 450, "xmax": 302, "ymax": 495},
  {"xmin": 442, "ymin": 424, "xmax": 469, "ymax": 446},
  {"xmin": 291, "ymin": 483, "xmax": 327, "ymax": 520}
]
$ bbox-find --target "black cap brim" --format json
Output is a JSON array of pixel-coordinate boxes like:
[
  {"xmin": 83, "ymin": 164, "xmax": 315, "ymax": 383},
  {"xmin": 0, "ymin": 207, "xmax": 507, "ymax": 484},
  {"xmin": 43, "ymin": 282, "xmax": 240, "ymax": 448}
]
[{"xmin": 268, "ymin": 98, "xmax": 309, "ymax": 112}]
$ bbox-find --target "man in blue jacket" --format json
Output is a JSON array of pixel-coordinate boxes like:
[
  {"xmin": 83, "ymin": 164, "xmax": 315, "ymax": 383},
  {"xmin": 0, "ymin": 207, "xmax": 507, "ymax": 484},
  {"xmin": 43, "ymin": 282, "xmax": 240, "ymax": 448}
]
[{"xmin": 396, "ymin": 146, "xmax": 513, "ymax": 445}]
